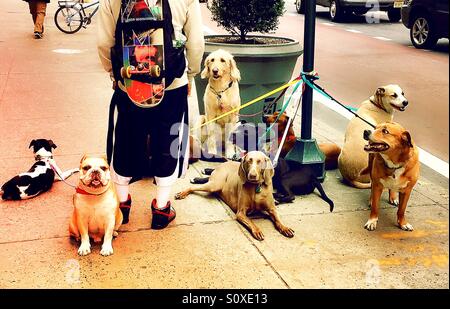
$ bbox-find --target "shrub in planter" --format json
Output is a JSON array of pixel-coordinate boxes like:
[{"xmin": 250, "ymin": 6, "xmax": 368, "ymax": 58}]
[
  {"xmin": 209, "ymin": 0, "xmax": 286, "ymax": 43},
  {"xmin": 195, "ymin": 0, "xmax": 302, "ymax": 124}
]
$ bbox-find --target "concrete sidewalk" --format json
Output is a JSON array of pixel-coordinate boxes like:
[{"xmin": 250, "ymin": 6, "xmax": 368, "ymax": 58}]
[{"xmin": 0, "ymin": 1, "xmax": 448, "ymax": 288}]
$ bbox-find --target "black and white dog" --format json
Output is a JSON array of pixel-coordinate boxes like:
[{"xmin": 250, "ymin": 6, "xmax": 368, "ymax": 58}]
[{"xmin": 0, "ymin": 139, "xmax": 78, "ymax": 200}]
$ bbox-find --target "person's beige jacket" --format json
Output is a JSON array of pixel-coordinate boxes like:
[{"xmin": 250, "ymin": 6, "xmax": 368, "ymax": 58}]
[{"xmin": 97, "ymin": 0, "xmax": 205, "ymax": 90}]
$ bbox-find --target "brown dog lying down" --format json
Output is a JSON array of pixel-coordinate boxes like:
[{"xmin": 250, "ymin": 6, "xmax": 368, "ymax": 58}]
[
  {"xmin": 263, "ymin": 112, "xmax": 341, "ymax": 170},
  {"xmin": 176, "ymin": 151, "xmax": 294, "ymax": 241},
  {"xmin": 362, "ymin": 122, "xmax": 420, "ymax": 231}
]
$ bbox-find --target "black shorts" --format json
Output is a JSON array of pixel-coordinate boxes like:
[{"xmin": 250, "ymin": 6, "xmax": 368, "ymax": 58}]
[{"xmin": 107, "ymin": 85, "xmax": 189, "ymax": 179}]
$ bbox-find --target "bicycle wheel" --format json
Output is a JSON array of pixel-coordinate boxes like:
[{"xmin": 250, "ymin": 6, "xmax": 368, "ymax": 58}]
[{"xmin": 54, "ymin": 6, "xmax": 83, "ymax": 34}]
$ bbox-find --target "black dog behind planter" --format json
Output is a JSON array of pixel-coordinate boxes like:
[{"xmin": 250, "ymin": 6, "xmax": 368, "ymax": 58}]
[{"xmin": 273, "ymin": 158, "xmax": 334, "ymax": 212}]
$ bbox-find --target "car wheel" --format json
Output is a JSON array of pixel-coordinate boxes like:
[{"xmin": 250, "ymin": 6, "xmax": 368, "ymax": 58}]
[
  {"xmin": 387, "ymin": 8, "xmax": 401, "ymax": 22},
  {"xmin": 410, "ymin": 14, "xmax": 439, "ymax": 49},
  {"xmin": 330, "ymin": 0, "xmax": 346, "ymax": 22},
  {"xmin": 295, "ymin": 0, "xmax": 305, "ymax": 14}
]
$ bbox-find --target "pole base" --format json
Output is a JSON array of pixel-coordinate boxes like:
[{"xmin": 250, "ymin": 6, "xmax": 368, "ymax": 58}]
[{"xmin": 285, "ymin": 138, "xmax": 326, "ymax": 181}]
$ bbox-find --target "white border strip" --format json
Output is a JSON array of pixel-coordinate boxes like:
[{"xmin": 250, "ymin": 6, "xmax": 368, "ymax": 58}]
[{"xmin": 313, "ymin": 92, "xmax": 449, "ymax": 178}]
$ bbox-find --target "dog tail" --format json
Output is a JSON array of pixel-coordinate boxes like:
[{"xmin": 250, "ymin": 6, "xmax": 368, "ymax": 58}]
[
  {"xmin": 313, "ymin": 180, "xmax": 334, "ymax": 212},
  {"xmin": 349, "ymin": 179, "xmax": 371, "ymax": 189},
  {"xmin": 319, "ymin": 143, "xmax": 342, "ymax": 170}
]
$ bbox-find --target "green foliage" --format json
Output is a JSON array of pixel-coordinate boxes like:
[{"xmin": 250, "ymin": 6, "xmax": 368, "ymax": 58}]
[{"xmin": 210, "ymin": 0, "xmax": 286, "ymax": 43}]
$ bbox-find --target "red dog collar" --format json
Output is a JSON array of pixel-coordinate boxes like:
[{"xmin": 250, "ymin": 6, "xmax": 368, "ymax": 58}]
[{"xmin": 75, "ymin": 187, "xmax": 94, "ymax": 195}]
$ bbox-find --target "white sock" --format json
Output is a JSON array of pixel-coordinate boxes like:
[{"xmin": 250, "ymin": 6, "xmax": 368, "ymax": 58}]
[
  {"xmin": 110, "ymin": 163, "xmax": 131, "ymax": 203},
  {"xmin": 156, "ymin": 185, "xmax": 172, "ymax": 209},
  {"xmin": 116, "ymin": 184, "xmax": 130, "ymax": 203}
]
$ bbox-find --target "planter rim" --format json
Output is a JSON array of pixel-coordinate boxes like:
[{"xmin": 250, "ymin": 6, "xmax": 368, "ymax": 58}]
[
  {"xmin": 204, "ymin": 35, "xmax": 303, "ymax": 58},
  {"xmin": 205, "ymin": 34, "xmax": 299, "ymax": 47}
]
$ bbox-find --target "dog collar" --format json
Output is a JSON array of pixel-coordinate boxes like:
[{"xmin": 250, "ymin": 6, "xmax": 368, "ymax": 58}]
[
  {"xmin": 209, "ymin": 81, "xmax": 234, "ymax": 101},
  {"xmin": 75, "ymin": 187, "xmax": 99, "ymax": 196},
  {"xmin": 256, "ymin": 184, "xmax": 262, "ymax": 194},
  {"xmin": 35, "ymin": 155, "xmax": 53, "ymax": 161},
  {"xmin": 370, "ymin": 99, "xmax": 388, "ymax": 113},
  {"xmin": 380, "ymin": 154, "xmax": 404, "ymax": 170}
]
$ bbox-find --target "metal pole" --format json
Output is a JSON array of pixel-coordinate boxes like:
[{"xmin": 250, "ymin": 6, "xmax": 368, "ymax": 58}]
[
  {"xmin": 286, "ymin": 0, "xmax": 325, "ymax": 180},
  {"xmin": 301, "ymin": 0, "xmax": 316, "ymax": 140}
]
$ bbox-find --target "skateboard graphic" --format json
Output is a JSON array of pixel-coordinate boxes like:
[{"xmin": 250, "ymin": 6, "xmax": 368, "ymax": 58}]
[{"xmin": 121, "ymin": 0, "xmax": 165, "ymax": 107}]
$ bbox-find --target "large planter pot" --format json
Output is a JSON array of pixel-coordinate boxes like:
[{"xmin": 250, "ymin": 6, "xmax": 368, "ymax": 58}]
[{"xmin": 194, "ymin": 35, "xmax": 303, "ymax": 124}]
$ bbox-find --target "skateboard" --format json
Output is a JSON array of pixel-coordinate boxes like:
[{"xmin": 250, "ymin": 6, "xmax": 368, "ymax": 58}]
[{"xmin": 120, "ymin": 0, "xmax": 165, "ymax": 108}]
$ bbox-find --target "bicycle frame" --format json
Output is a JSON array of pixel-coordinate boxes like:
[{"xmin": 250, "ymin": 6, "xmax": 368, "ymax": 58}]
[{"xmin": 58, "ymin": 0, "xmax": 99, "ymax": 24}]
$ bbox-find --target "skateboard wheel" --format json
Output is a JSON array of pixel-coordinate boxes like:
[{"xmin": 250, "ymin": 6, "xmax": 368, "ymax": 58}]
[
  {"xmin": 121, "ymin": 66, "xmax": 132, "ymax": 79},
  {"xmin": 150, "ymin": 65, "xmax": 161, "ymax": 78}
]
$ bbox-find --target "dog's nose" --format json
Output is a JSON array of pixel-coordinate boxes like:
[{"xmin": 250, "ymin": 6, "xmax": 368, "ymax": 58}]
[
  {"xmin": 363, "ymin": 130, "xmax": 372, "ymax": 141},
  {"xmin": 403, "ymin": 100, "xmax": 409, "ymax": 107},
  {"xmin": 212, "ymin": 68, "xmax": 219, "ymax": 74},
  {"xmin": 91, "ymin": 170, "xmax": 101, "ymax": 176},
  {"xmin": 248, "ymin": 173, "xmax": 258, "ymax": 181}
]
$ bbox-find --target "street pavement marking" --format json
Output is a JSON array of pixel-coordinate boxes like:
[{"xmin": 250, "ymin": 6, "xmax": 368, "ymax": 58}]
[
  {"xmin": 52, "ymin": 49, "xmax": 84, "ymax": 54},
  {"xmin": 346, "ymin": 29, "xmax": 362, "ymax": 34},
  {"xmin": 373, "ymin": 36, "xmax": 392, "ymax": 41},
  {"xmin": 321, "ymin": 22, "xmax": 335, "ymax": 27},
  {"xmin": 314, "ymin": 92, "xmax": 449, "ymax": 178}
]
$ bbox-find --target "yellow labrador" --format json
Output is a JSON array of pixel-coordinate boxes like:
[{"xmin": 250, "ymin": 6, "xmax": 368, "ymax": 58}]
[{"xmin": 201, "ymin": 49, "xmax": 241, "ymax": 159}]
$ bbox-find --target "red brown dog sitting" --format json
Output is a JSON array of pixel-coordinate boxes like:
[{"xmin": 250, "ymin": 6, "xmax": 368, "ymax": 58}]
[{"xmin": 362, "ymin": 122, "xmax": 420, "ymax": 231}]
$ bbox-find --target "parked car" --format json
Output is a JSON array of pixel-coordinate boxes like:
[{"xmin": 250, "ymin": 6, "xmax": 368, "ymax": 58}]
[
  {"xmin": 401, "ymin": 0, "xmax": 449, "ymax": 49},
  {"xmin": 295, "ymin": 0, "xmax": 404, "ymax": 23}
]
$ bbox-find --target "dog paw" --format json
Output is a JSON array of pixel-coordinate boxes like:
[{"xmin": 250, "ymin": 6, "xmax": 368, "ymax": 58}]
[
  {"xmin": 364, "ymin": 218, "xmax": 378, "ymax": 231},
  {"xmin": 389, "ymin": 199, "xmax": 399, "ymax": 207},
  {"xmin": 279, "ymin": 226, "xmax": 295, "ymax": 238},
  {"xmin": 400, "ymin": 223, "xmax": 414, "ymax": 231},
  {"xmin": 100, "ymin": 244, "xmax": 114, "ymax": 256},
  {"xmin": 175, "ymin": 192, "xmax": 187, "ymax": 200},
  {"xmin": 251, "ymin": 229, "xmax": 265, "ymax": 241},
  {"xmin": 78, "ymin": 243, "xmax": 91, "ymax": 256}
]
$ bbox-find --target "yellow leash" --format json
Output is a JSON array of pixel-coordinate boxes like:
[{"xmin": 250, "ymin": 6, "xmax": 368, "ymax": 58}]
[{"xmin": 191, "ymin": 78, "xmax": 302, "ymax": 131}]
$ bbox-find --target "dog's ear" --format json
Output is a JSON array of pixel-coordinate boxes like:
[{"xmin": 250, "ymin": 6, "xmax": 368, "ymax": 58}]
[
  {"xmin": 376, "ymin": 87, "xmax": 386, "ymax": 97},
  {"xmin": 48, "ymin": 140, "xmax": 57, "ymax": 149},
  {"xmin": 80, "ymin": 154, "xmax": 88, "ymax": 165},
  {"xmin": 263, "ymin": 156, "xmax": 275, "ymax": 186},
  {"xmin": 201, "ymin": 58, "xmax": 210, "ymax": 79},
  {"xmin": 29, "ymin": 140, "xmax": 36, "ymax": 149},
  {"xmin": 402, "ymin": 131, "xmax": 414, "ymax": 148},
  {"xmin": 230, "ymin": 56, "xmax": 241, "ymax": 82},
  {"xmin": 238, "ymin": 155, "xmax": 248, "ymax": 183}
]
